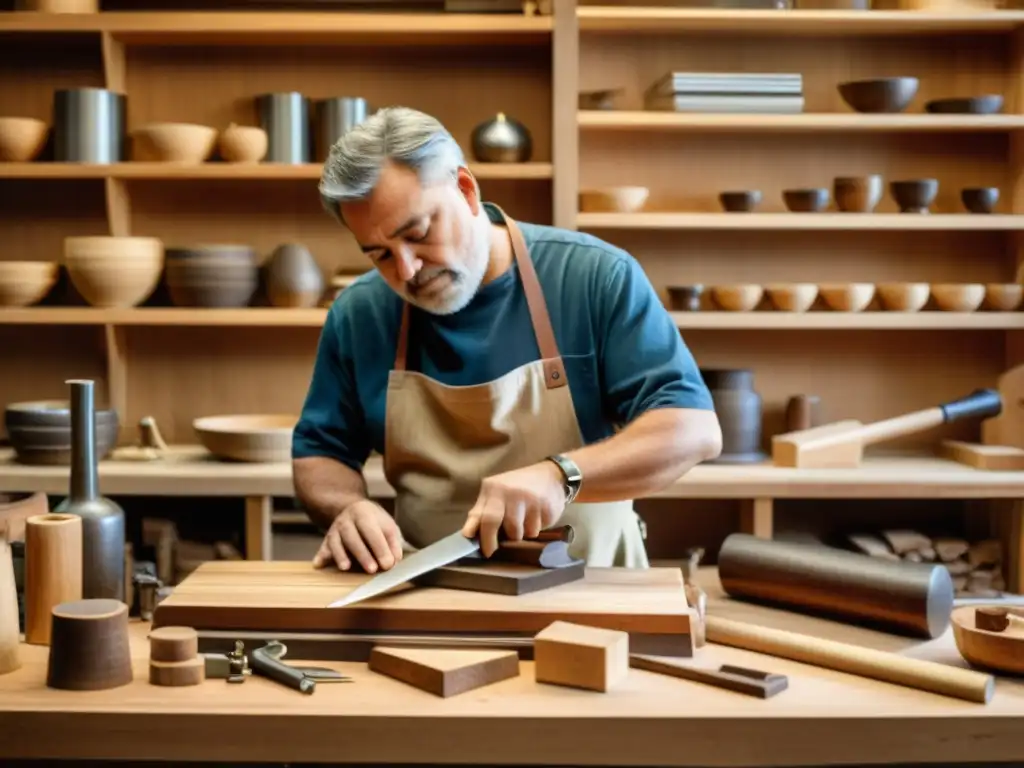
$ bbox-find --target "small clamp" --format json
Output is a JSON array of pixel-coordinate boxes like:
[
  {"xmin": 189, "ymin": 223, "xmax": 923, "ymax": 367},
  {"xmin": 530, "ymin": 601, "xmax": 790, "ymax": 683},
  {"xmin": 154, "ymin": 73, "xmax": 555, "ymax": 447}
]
[
  {"xmin": 250, "ymin": 640, "xmax": 352, "ymax": 694},
  {"xmin": 203, "ymin": 640, "xmax": 252, "ymax": 683}
]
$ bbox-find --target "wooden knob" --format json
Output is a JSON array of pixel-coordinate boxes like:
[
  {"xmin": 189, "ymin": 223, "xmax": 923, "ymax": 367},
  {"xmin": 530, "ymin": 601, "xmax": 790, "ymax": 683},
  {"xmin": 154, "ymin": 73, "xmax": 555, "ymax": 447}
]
[
  {"xmin": 46, "ymin": 599, "xmax": 133, "ymax": 691},
  {"xmin": 25, "ymin": 514, "xmax": 83, "ymax": 646},
  {"xmin": 148, "ymin": 626, "xmax": 198, "ymax": 662},
  {"xmin": 149, "ymin": 657, "xmax": 205, "ymax": 687}
]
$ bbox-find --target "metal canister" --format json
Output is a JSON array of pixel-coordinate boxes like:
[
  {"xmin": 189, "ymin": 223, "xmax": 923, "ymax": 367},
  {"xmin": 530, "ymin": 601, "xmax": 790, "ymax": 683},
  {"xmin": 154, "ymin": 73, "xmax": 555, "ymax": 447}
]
[
  {"xmin": 53, "ymin": 87, "xmax": 125, "ymax": 163},
  {"xmin": 315, "ymin": 97, "xmax": 369, "ymax": 162},
  {"xmin": 256, "ymin": 92, "xmax": 311, "ymax": 164}
]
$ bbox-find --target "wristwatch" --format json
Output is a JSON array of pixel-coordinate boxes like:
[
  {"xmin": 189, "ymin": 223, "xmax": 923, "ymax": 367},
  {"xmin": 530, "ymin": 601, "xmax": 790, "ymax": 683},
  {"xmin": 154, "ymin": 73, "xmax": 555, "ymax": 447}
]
[{"xmin": 546, "ymin": 454, "xmax": 583, "ymax": 505}]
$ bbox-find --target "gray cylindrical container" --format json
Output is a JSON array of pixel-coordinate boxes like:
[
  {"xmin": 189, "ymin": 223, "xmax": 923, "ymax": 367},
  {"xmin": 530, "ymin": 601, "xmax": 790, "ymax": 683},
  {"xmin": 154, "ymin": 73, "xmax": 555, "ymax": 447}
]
[
  {"xmin": 257, "ymin": 92, "xmax": 311, "ymax": 164},
  {"xmin": 53, "ymin": 88, "xmax": 125, "ymax": 163},
  {"xmin": 315, "ymin": 97, "xmax": 369, "ymax": 162}
]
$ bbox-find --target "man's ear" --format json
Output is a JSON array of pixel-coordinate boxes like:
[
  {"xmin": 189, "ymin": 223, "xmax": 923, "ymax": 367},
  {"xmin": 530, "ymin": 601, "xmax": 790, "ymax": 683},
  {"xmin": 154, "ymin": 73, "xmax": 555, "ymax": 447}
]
[{"xmin": 455, "ymin": 166, "xmax": 481, "ymax": 214}]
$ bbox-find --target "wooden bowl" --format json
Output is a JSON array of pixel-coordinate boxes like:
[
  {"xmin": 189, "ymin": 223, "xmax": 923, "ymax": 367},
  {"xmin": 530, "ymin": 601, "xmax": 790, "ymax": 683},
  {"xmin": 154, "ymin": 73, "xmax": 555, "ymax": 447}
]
[
  {"xmin": 578, "ymin": 187, "xmax": 649, "ymax": 213},
  {"xmin": 926, "ymin": 95, "xmax": 1003, "ymax": 115},
  {"xmin": 838, "ymin": 77, "xmax": 919, "ymax": 113},
  {"xmin": 193, "ymin": 414, "xmax": 297, "ymax": 463},
  {"xmin": 951, "ymin": 604, "xmax": 1024, "ymax": 676},
  {"xmin": 0, "ymin": 261, "xmax": 59, "ymax": 307},
  {"xmin": 961, "ymin": 187, "xmax": 999, "ymax": 214},
  {"xmin": 711, "ymin": 284, "xmax": 764, "ymax": 312},
  {"xmin": 719, "ymin": 190, "xmax": 761, "ymax": 212},
  {"xmin": 984, "ymin": 283, "xmax": 1022, "ymax": 312},
  {"xmin": 931, "ymin": 283, "xmax": 985, "ymax": 312},
  {"xmin": 765, "ymin": 283, "xmax": 818, "ymax": 312},
  {"xmin": 782, "ymin": 188, "xmax": 829, "ymax": 213},
  {"xmin": 833, "ymin": 175, "xmax": 883, "ymax": 213},
  {"xmin": 667, "ymin": 284, "xmax": 704, "ymax": 312},
  {"xmin": 63, "ymin": 236, "xmax": 164, "ymax": 308},
  {"xmin": 890, "ymin": 179, "xmax": 938, "ymax": 214},
  {"xmin": 132, "ymin": 123, "xmax": 217, "ymax": 163},
  {"xmin": 0, "ymin": 117, "xmax": 48, "ymax": 162},
  {"xmin": 876, "ymin": 282, "xmax": 930, "ymax": 312},
  {"xmin": 818, "ymin": 282, "xmax": 875, "ymax": 312},
  {"xmin": 217, "ymin": 124, "xmax": 267, "ymax": 164}
]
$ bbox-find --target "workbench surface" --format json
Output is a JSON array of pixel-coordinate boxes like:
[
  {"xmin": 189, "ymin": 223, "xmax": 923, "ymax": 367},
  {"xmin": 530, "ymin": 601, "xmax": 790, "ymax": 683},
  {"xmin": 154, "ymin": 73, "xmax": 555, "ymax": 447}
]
[{"xmin": 0, "ymin": 570, "xmax": 1022, "ymax": 766}]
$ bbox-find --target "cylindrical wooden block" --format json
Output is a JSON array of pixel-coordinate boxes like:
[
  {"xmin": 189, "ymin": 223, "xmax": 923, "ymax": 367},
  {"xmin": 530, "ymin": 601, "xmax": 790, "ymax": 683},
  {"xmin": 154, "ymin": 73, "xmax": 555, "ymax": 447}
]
[
  {"xmin": 149, "ymin": 626, "xmax": 198, "ymax": 662},
  {"xmin": 149, "ymin": 657, "xmax": 205, "ymax": 687},
  {"xmin": 46, "ymin": 598, "xmax": 133, "ymax": 690},
  {"xmin": 718, "ymin": 533, "xmax": 955, "ymax": 639},
  {"xmin": 25, "ymin": 513, "xmax": 83, "ymax": 646}
]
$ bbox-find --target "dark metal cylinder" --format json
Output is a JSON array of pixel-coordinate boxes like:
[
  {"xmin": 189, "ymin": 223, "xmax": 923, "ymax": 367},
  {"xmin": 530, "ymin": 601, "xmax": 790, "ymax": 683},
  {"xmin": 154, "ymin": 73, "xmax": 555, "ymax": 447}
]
[
  {"xmin": 718, "ymin": 533, "xmax": 954, "ymax": 639},
  {"xmin": 53, "ymin": 88, "xmax": 125, "ymax": 163},
  {"xmin": 69, "ymin": 379, "xmax": 97, "ymax": 502},
  {"xmin": 257, "ymin": 92, "xmax": 310, "ymax": 164},
  {"xmin": 315, "ymin": 97, "xmax": 369, "ymax": 162}
]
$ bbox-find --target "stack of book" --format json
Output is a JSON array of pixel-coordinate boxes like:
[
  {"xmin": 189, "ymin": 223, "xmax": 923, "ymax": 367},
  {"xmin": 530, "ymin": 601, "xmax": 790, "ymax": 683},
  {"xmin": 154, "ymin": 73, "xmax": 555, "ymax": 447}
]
[{"xmin": 643, "ymin": 72, "xmax": 805, "ymax": 114}]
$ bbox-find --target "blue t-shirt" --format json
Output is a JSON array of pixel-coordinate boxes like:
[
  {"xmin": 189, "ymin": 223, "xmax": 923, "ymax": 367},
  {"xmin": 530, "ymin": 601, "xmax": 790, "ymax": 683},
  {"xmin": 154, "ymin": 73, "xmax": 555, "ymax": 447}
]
[{"xmin": 292, "ymin": 203, "xmax": 714, "ymax": 472}]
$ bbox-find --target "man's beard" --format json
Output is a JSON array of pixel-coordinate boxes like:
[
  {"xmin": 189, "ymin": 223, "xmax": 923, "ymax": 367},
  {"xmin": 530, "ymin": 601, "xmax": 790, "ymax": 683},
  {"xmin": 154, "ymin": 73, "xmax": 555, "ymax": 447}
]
[{"xmin": 402, "ymin": 213, "xmax": 490, "ymax": 316}]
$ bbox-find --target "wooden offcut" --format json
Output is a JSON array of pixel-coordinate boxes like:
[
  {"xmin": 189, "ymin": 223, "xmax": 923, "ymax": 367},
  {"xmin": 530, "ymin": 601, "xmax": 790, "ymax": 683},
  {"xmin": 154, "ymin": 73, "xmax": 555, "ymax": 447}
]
[
  {"xmin": 148, "ymin": 626, "xmax": 198, "ymax": 662},
  {"xmin": 413, "ymin": 560, "xmax": 585, "ymax": 595},
  {"xmin": 534, "ymin": 620, "xmax": 629, "ymax": 692},
  {"xmin": 149, "ymin": 657, "xmax": 205, "ymax": 687},
  {"xmin": 940, "ymin": 440, "xmax": 1024, "ymax": 471},
  {"xmin": 368, "ymin": 646, "xmax": 520, "ymax": 697},
  {"xmin": 630, "ymin": 655, "xmax": 788, "ymax": 699}
]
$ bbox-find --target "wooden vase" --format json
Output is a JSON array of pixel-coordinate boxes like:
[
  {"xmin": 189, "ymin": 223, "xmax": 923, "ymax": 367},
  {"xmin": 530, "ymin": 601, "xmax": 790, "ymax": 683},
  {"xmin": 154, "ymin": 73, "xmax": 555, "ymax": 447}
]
[
  {"xmin": 46, "ymin": 598, "xmax": 133, "ymax": 690},
  {"xmin": 25, "ymin": 513, "xmax": 83, "ymax": 645}
]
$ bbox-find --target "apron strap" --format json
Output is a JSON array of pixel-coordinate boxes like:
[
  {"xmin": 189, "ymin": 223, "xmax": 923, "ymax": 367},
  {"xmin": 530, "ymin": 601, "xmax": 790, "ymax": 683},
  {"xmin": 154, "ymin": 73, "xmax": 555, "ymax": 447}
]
[{"xmin": 394, "ymin": 205, "xmax": 567, "ymax": 390}]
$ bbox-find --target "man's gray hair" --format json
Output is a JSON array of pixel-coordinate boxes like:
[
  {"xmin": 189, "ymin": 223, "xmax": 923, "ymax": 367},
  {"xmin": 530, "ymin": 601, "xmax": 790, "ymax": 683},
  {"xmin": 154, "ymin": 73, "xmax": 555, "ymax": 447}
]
[{"xmin": 319, "ymin": 106, "xmax": 468, "ymax": 223}]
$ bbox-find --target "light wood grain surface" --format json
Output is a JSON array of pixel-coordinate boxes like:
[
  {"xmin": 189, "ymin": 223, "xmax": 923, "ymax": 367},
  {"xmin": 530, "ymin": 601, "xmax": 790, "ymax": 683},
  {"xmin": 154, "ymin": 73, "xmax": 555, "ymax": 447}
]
[{"xmin": 0, "ymin": 569, "xmax": 1022, "ymax": 765}]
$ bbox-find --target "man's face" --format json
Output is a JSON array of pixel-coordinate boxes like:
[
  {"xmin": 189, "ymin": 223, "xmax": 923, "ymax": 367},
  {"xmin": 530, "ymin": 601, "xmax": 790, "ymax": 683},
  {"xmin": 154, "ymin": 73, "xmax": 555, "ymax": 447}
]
[{"xmin": 339, "ymin": 161, "xmax": 490, "ymax": 315}]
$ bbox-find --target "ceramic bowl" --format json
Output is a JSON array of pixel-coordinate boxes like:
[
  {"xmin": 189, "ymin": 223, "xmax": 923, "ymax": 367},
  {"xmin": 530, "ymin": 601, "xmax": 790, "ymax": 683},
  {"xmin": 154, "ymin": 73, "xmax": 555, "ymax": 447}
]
[
  {"xmin": 838, "ymin": 77, "xmax": 919, "ymax": 113},
  {"xmin": 64, "ymin": 236, "xmax": 164, "ymax": 308},
  {"xmin": 818, "ymin": 283, "xmax": 876, "ymax": 312},
  {"xmin": 0, "ymin": 117, "xmax": 48, "ymax": 162},
  {"xmin": 783, "ymin": 188, "xmax": 830, "ymax": 213},
  {"xmin": 765, "ymin": 283, "xmax": 819, "ymax": 312},
  {"xmin": 578, "ymin": 187, "xmax": 649, "ymax": 213},
  {"xmin": 833, "ymin": 175, "xmax": 883, "ymax": 213},
  {"xmin": 876, "ymin": 282, "xmax": 930, "ymax": 312},
  {"xmin": 667, "ymin": 285, "xmax": 704, "ymax": 312},
  {"xmin": 193, "ymin": 414, "xmax": 297, "ymax": 463},
  {"xmin": 719, "ymin": 190, "xmax": 762, "ymax": 212},
  {"xmin": 984, "ymin": 283, "xmax": 1023, "ymax": 312},
  {"xmin": 711, "ymin": 284, "xmax": 764, "ymax": 312},
  {"xmin": 961, "ymin": 187, "xmax": 999, "ymax": 214},
  {"xmin": 0, "ymin": 261, "xmax": 59, "ymax": 307},
  {"xmin": 217, "ymin": 124, "xmax": 268, "ymax": 164},
  {"xmin": 890, "ymin": 179, "xmax": 938, "ymax": 214},
  {"xmin": 4, "ymin": 399, "xmax": 119, "ymax": 466},
  {"xmin": 165, "ymin": 245, "xmax": 258, "ymax": 308},
  {"xmin": 931, "ymin": 283, "xmax": 985, "ymax": 312},
  {"xmin": 925, "ymin": 95, "xmax": 1003, "ymax": 115},
  {"xmin": 132, "ymin": 123, "xmax": 217, "ymax": 163}
]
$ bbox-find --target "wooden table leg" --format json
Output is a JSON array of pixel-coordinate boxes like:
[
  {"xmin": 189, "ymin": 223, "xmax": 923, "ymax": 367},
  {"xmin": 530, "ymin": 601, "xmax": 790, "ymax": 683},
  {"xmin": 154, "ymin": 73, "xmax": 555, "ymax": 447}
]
[
  {"xmin": 1008, "ymin": 499, "xmax": 1024, "ymax": 593},
  {"xmin": 739, "ymin": 498, "xmax": 773, "ymax": 539},
  {"xmin": 245, "ymin": 496, "xmax": 272, "ymax": 561}
]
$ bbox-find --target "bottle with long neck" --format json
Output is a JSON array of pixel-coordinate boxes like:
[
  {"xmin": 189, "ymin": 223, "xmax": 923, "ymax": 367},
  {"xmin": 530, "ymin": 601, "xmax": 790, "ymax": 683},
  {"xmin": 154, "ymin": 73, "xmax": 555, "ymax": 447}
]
[{"xmin": 55, "ymin": 379, "xmax": 125, "ymax": 602}]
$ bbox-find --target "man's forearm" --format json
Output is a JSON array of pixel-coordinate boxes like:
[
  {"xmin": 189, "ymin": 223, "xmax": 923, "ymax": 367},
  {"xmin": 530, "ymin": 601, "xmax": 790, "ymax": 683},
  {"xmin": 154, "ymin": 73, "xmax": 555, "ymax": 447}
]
[
  {"xmin": 561, "ymin": 408, "xmax": 722, "ymax": 503},
  {"xmin": 293, "ymin": 456, "xmax": 370, "ymax": 530}
]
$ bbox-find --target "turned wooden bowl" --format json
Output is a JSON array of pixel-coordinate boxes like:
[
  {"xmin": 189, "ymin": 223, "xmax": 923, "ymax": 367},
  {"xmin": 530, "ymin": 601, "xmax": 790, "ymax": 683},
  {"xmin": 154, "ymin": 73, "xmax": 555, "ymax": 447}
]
[
  {"xmin": 838, "ymin": 77, "xmax": 919, "ymax": 113},
  {"xmin": 926, "ymin": 95, "xmax": 1003, "ymax": 115},
  {"xmin": 818, "ymin": 282, "xmax": 876, "ymax": 312},
  {"xmin": 193, "ymin": 414, "xmax": 297, "ymax": 463},
  {"xmin": 931, "ymin": 283, "xmax": 985, "ymax": 312},
  {"xmin": 783, "ymin": 188, "xmax": 829, "ymax": 213},
  {"xmin": 833, "ymin": 175, "xmax": 883, "ymax": 213},
  {"xmin": 217, "ymin": 124, "xmax": 267, "ymax": 164},
  {"xmin": 132, "ymin": 123, "xmax": 217, "ymax": 163},
  {"xmin": 578, "ymin": 187, "xmax": 649, "ymax": 213},
  {"xmin": 765, "ymin": 283, "xmax": 819, "ymax": 312},
  {"xmin": 667, "ymin": 284, "xmax": 704, "ymax": 312},
  {"xmin": 951, "ymin": 604, "xmax": 1024, "ymax": 675},
  {"xmin": 876, "ymin": 282, "xmax": 930, "ymax": 312},
  {"xmin": 719, "ymin": 190, "xmax": 761, "ymax": 212},
  {"xmin": 890, "ymin": 179, "xmax": 938, "ymax": 214},
  {"xmin": 984, "ymin": 283, "xmax": 1023, "ymax": 312},
  {"xmin": 0, "ymin": 261, "xmax": 59, "ymax": 307},
  {"xmin": 961, "ymin": 187, "xmax": 999, "ymax": 214},
  {"xmin": 4, "ymin": 399, "xmax": 119, "ymax": 466},
  {"xmin": 711, "ymin": 284, "xmax": 764, "ymax": 312},
  {"xmin": 165, "ymin": 245, "xmax": 258, "ymax": 308},
  {"xmin": 0, "ymin": 117, "xmax": 48, "ymax": 162},
  {"xmin": 64, "ymin": 236, "xmax": 164, "ymax": 308}
]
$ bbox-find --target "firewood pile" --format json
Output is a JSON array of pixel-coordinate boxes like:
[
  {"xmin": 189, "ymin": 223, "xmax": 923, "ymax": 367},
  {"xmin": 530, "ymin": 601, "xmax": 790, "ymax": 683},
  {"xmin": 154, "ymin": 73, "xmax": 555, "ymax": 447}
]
[{"xmin": 847, "ymin": 530, "xmax": 1006, "ymax": 598}]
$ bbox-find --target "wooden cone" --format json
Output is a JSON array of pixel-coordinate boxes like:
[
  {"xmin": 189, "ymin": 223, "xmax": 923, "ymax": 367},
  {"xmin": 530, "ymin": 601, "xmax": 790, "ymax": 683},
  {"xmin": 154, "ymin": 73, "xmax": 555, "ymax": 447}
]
[
  {"xmin": 25, "ymin": 514, "xmax": 83, "ymax": 646},
  {"xmin": 46, "ymin": 599, "xmax": 133, "ymax": 690}
]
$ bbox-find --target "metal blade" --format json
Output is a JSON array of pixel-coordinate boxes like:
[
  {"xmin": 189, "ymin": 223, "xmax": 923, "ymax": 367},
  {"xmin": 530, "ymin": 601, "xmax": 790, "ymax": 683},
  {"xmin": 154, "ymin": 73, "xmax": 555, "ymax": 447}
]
[{"xmin": 327, "ymin": 530, "xmax": 481, "ymax": 609}]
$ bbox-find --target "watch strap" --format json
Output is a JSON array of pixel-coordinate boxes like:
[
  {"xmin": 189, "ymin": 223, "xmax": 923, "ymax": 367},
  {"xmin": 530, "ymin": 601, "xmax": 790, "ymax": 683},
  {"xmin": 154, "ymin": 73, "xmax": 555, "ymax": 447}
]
[{"xmin": 546, "ymin": 454, "xmax": 582, "ymax": 505}]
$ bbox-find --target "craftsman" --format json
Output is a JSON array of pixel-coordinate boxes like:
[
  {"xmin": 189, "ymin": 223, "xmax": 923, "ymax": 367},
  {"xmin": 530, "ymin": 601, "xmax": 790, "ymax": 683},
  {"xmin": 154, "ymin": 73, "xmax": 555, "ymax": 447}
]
[{"xmin": 292, "ymin": 106, "xmax": 721, "ymax": 574}]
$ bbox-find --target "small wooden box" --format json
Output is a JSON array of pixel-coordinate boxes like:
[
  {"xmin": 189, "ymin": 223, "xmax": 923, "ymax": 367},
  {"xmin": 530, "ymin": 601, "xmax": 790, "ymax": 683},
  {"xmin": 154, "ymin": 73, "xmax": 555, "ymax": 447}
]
[{"xmin": 534, "ymin": 620, "xmax": 629, "ymax": 692}]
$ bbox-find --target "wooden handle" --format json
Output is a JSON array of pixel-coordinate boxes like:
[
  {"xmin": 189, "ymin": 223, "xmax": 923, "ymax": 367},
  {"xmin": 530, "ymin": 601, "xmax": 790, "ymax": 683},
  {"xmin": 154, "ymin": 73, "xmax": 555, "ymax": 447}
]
[
  {"xmin": 858, "ymin": 389, "xmax": 1003, "ymax": 447},
  {"xmin": 706, "ymin": 615, "xmax": 994, "ymax": 704},
  {"xmin": 491, "ymin": 539, "xmax": 576, "ymax": 568}
]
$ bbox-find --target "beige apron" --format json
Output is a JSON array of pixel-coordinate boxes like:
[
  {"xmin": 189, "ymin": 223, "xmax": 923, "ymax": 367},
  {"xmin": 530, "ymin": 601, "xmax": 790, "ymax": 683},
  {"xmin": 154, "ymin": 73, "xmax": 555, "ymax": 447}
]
[{"xmin": 382, "ymin": 207, "xmax": 649, "ymax": 568}]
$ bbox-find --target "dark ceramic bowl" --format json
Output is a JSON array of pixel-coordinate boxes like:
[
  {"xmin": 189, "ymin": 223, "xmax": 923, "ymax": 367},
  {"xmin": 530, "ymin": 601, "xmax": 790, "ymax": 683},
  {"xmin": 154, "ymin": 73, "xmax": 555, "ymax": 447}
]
[
  {"xmin": 165, "ymin": 245, "xmax": 258, "ymax": 308},
  {"xmin": 783, "ymin": 188, "xmax": 830, "ymax": 213},
  {"xmin": 719, "ymin": 190, "xmax": 762, "ymax": 212},
  {"xmin": 667, "ymin": 285, "xmax": 704, "ymax": 312},
  {"xmin": 833, "ymin": 175, "xmax": 883, "ymax": 212},
  {"xmin": 4, "ymin": 400, "xmax": 119, "ymax": 466},
  {"xmin": 838, "ymin": 77, "xmax": 919, "ymax": 113},
  {"xmin": 890, "ymin": 179, "xmax": 938, "ymax": 214},
  {"xmin": 925, "ymin": 95, "xmax": 1003, "ymax": 115},
  {"xmin": 961, "ymin": 187, "xmax": 999, "ymax": 214}
]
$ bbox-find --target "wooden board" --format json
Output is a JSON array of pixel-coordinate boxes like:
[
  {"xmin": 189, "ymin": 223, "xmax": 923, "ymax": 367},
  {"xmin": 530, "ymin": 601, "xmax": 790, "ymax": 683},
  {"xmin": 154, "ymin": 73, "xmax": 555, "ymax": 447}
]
[
  {"xmin": 368, "ymin": 646, "xmax": 520, "ymax": 698},
  {"xmin": 152, "ymin": 561, "xmax": 694, "ymax": 637},
  {"xmin": 940, "ymin": 440, "xmax": 1024, "ymax": 471},
  {"xmin": 413, "ymin": 560, "xmax": 586, "ymax": 595}
]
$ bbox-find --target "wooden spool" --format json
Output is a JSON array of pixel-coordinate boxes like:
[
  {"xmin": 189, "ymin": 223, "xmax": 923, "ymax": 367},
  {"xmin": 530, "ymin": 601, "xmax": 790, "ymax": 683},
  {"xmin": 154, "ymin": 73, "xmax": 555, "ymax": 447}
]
[
  {"xmin": 25, "ymin": 513, "xmax": 83, "ymax": 646},
  {"xmin": 46, "ymin": 599, "xmax": 133, "ymax": 690}
]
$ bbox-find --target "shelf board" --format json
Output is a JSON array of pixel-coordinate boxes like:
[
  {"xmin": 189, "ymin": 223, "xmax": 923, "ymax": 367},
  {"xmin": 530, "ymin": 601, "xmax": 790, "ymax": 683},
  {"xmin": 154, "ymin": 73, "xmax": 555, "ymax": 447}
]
[
  {"xmin": 0, "ymin": 162, "xmax": 553, "ymax": 182},
  {"xmin": 577, "ymin": 6, "xmax": 1024, "ymax": 34},
  {"xmin": 2, "ymin": 307, "xmax": 1021, "ymax": 330},
  {"xmin": 0, "ymin": 11, "xmax": 553, "ymax": 46},
  {"xmin": 576, "ymin": 212, "xmax": 1024, "ymax": 231},
  {"xmin": 578, "ymin": 111, "xmax": 1024, "ymax": 133}
]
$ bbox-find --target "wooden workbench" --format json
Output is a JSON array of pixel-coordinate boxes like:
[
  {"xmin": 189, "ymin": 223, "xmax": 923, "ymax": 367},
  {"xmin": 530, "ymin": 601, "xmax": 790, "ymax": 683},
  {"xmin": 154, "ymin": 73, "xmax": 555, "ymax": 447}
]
[{"xmin": 0, "ymin": 569, "xmax": 1022, "ymax": 767}]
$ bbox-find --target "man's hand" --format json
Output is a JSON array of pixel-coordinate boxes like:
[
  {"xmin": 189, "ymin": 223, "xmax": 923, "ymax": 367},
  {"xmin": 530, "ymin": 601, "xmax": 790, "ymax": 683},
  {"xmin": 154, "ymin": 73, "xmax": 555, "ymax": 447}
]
[
  {"xmin": 461, "ymin": 461, "xmax": 566, "ymax": 557},
  {"xmin": 313, "ymin": 499, "xmax": 404, "ymax": 573}
]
